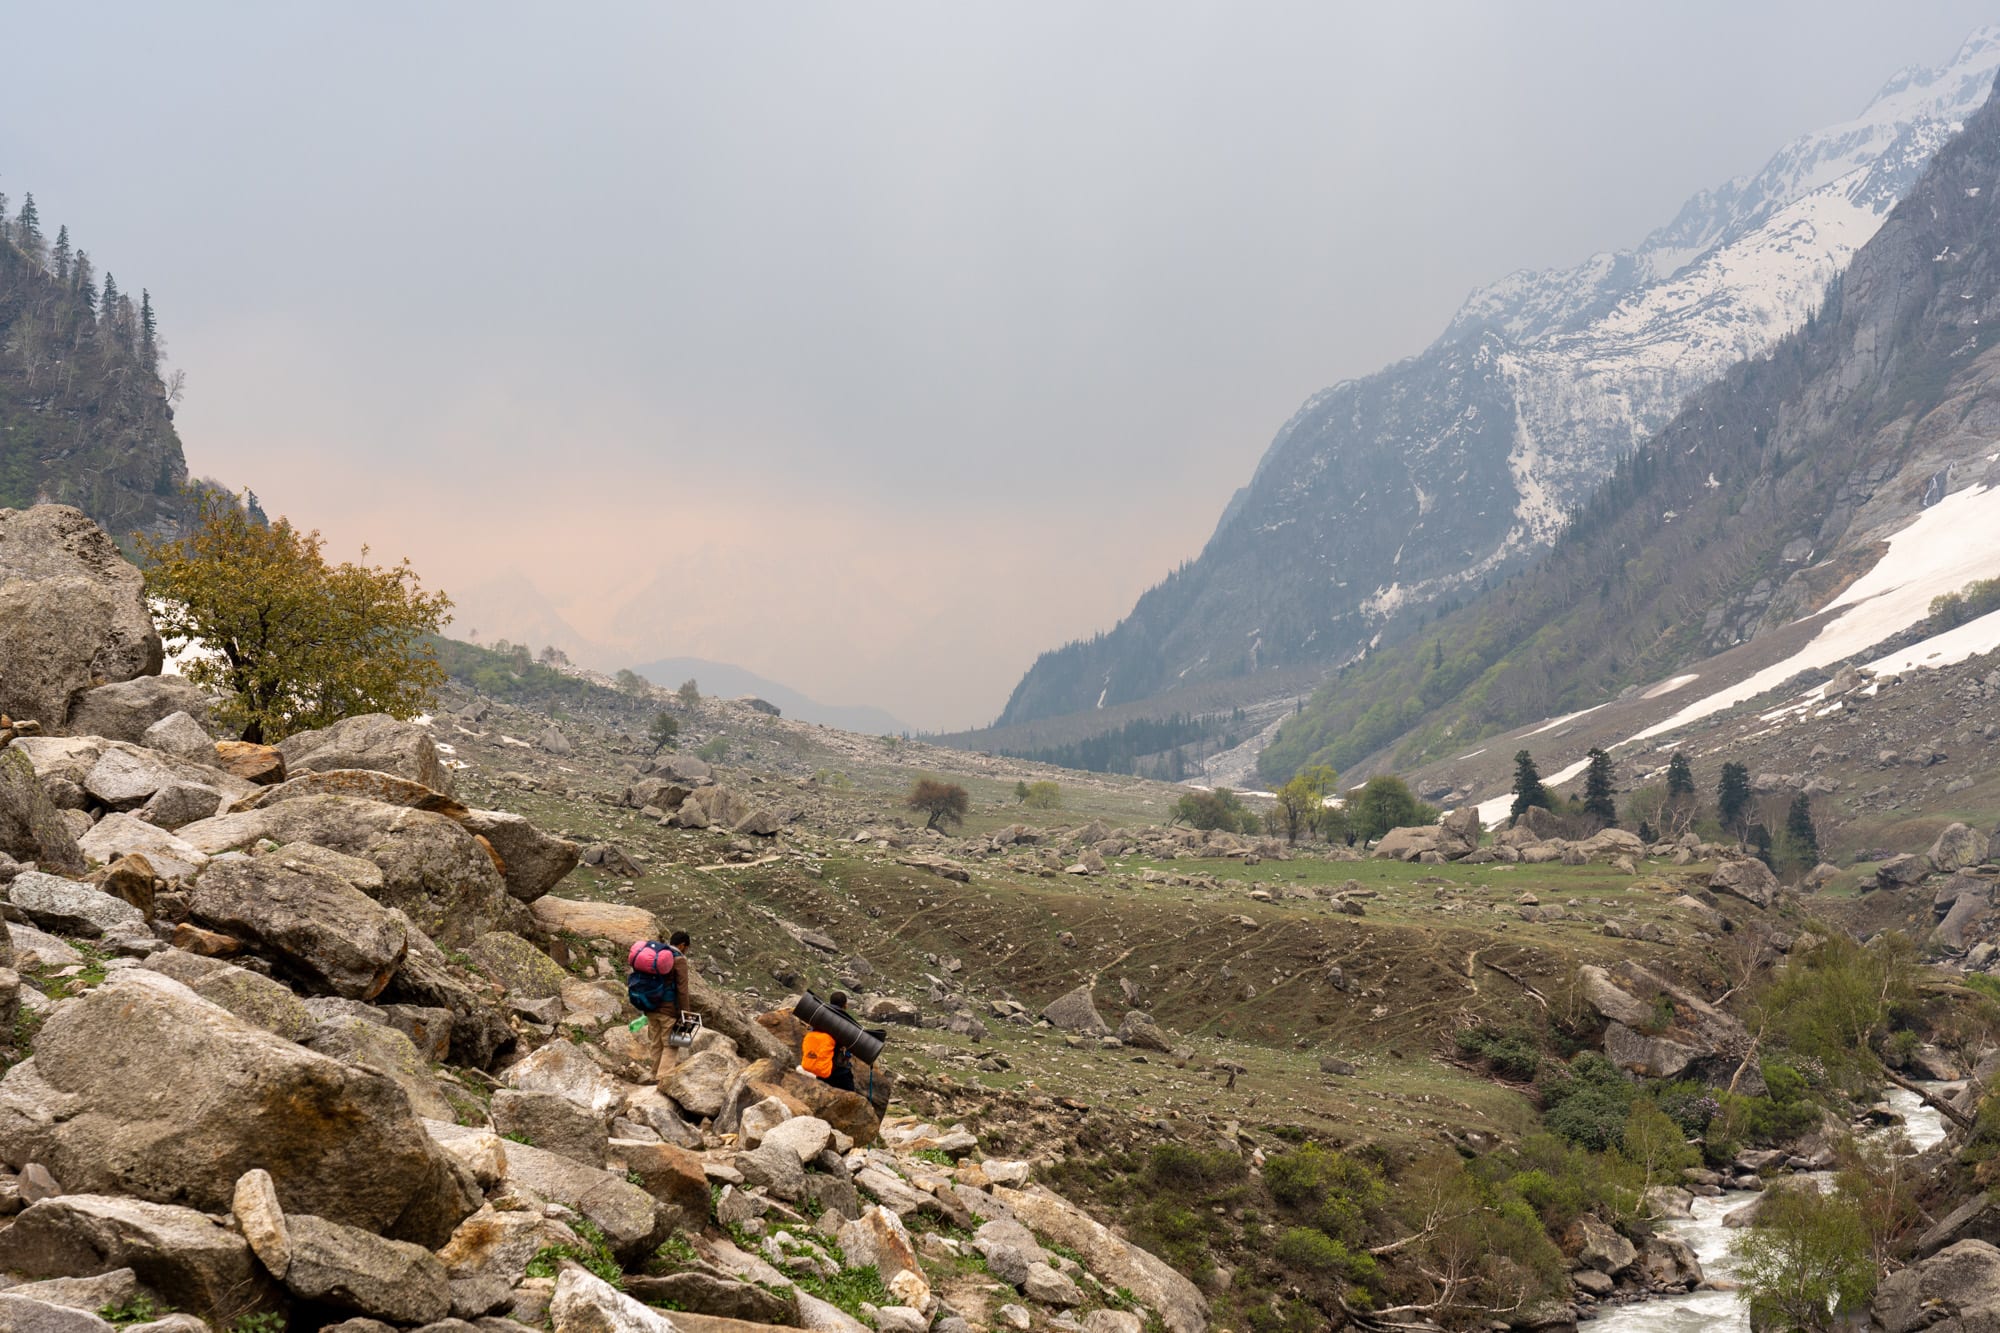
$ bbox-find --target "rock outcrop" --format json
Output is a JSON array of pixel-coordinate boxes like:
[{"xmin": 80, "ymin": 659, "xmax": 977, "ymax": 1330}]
[{"xmin": 0, "ymin": 505, "xmax": 163, "ymax": 731}]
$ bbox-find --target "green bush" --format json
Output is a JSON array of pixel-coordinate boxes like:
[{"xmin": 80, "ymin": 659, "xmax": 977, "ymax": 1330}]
[
  {"xmin": 1263, "ymin": 1142, "xmax": 1386, "ymax": 1245},
  {"xmin": 1455, "ymin": 1026, "xmax": 1542, "ymax": 1080},
  {"xmin": 1274, "ymin": 1226, "xmax": 1373, "ymax": 1281},
  {"xmin": 1540, "ymin": 1053, "xmax": 1635, "ymax": 1151},
  {"xmin": 1144, "ymin": 1142, "xmax": 1246, "ymax": 1197}
]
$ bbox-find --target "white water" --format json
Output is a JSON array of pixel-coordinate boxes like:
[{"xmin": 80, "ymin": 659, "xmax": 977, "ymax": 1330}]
[{"xmin": 1585, "ymin": 1085, "xmax": 1950, "ymax": 1332}]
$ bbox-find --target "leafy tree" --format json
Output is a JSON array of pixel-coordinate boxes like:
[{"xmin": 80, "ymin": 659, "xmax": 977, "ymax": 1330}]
[
  {"xmin": 1783, "ymin": 793, "xmax": 1819, "ymax": 870},
  {"xmin": 1717, "ymin": 762, "xmax": 1751, "ymax": 836},
  {"xmin": 647, "ymin": 710, "xmax": 680, "ymax": 755},
  {"xmin": 1731, "ymin": 1187, "xmax": 1874, "ymax": 1331},
  {"xmin": 1351, "ymin": 774, "xmax": 1435, "ymax": 842},
  {"xmin": 1275, "ymin": 763, "xmax": 1339, "ymax": 844},
  {"xmin": 614, "ymin": 668, "xmax": 649, "ymax": 697},
  {"xmin": 677, "ymin": 678, "xmax": 701, "ymax": 707},
  {"xmin": 1622, "ymin": 1099, "xmax": 1697, "ymax": 1195},
  {"xmin": 1022, "ymin": 780, "xmax": 1062, "ymax": 810},
  {"xmin": 139, "ymin": 492, "xmax": 451, "ymax": 744},
  {"xmin": 1171, "ymin": 787, "xmax": 1260, "ymax": 834},
  {"xmin": 1510, "ymin": 750, "xmax": 1552, "ymax": 820},
  {"xmin": 906, "ymin": 778, "xmax": 971, "ymax": 831},
  {"xmin": 1581, "ymin": 747, "xmax": 1617, "ymax": 825}
]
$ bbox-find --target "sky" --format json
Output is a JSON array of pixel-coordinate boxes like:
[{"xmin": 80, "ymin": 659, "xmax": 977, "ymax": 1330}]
[{"xmin": 3, "ymin": 3, "xmax": 1997, "ymax": 729}]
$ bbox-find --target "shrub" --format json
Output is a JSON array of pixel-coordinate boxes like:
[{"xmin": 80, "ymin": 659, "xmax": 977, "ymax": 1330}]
[
  {"xmin": 1540, "ymin": 1053, "xmax": 1634, "ymax": 1151},
  {"xmin": 1264, "ymin": 1143, "xmax": 1385, "ymax": 1245},
  {"xmin": 1274, "ymin": 1226, "xmax": 1372, "ymax": 1281},
  {"xmin": 1022, "ymin": 780, "xmax": 1063, "ymax": 809},
  {"xmin": 1732, "ymin": 1187, "xmax": 1874, "ymax": 1330},
  {"xmin": 1144, "ymin": 1143, "xmax": 1246, "ymax": 1197},
  {"xmin": 1455, "ymin": 1026, "xmax": 1542, "ymax": 1080}
]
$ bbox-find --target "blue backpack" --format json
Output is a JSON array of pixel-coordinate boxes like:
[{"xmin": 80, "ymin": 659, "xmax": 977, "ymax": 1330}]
[{"xmin": 627, "ymin": 942, "xmax": 680, "ymax": 1013}]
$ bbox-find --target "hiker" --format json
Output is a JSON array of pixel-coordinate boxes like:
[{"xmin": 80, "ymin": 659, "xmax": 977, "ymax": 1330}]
[
  {"xmin": 800, "ymin": 991, "xmax": 860, "ymax": 1092},
  {"xmin": 627, "ymin": 930, "xmax": 692, "ymax": 1073}
]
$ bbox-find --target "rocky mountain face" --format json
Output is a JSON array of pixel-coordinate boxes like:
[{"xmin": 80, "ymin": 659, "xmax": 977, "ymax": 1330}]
[
  {"xmin": 0, "ymin": 204, "xmax": 201, "ymax": 545},
  {"xmin": 1261, "ymin": 60, "xmax": 2000, "ymax": 782},
  {"xmin": 996, "ymin": 30, "xmax": 2000, "ymax": 735}
]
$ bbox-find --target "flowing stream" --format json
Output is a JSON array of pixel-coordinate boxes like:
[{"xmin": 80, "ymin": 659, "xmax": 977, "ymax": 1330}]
[{"xmin": 1583, "ymin": 1085, "xmax": 1951, "ymax": 1333}]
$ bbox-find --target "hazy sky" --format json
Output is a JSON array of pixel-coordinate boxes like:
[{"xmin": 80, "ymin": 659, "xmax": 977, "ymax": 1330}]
[{"xmin": 4, "ymin": 3, "xmax": 1995, "ymax": 728}]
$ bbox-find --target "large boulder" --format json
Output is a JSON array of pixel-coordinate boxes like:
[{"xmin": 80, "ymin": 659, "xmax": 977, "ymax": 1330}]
[
  {"xmin": 305, "ymin": 1013, "xmax": 459, "ymax": 1123},
  {"xmin": 460, "ymin": 808, "xmax": 579, "ymax": 901},
  {"xmin": 717, "ymin": 1058, "xmax": 883, "ymax": 1147},
  {"xmin": 1710, "ymin": 857, "xmax": 1778, "ymax": 909},
  {"xmin": 467, "ymin": 930, "xmax": 568, "ymax": 1000},
  {"xmin": 1930, "ymin": 823, "xmax": 1991, "ymax": 874},
  {"xmin": 1041, "ymin": 983, "xmax": 1110, "ymax": 1036},
  {"xmin": 282, "ymin": 1212, "xmax": 451, "ymax": 1325},
  {"xmin": 530, "ymin": 896, "xmax": 659, "ymax": 943},
  {"xmin": 141, "ymin": 711, "xmax": 216, "ymax": 763},
  {"xmin": 836, "ymin": 1207, "xmax": 929, "ymax": 1309},
  {"xmin": 63, "ymin": 677, "xmax": 211, "ymax": 746},
  {"xmin": 1372, "ymin": 825, "xmax": 1442, "ymax": 862},
  {"xmin": 189, "ymin": 850, "xmax": 410, "ymax": 999},
  {"xmin": 1577, "ymin": 962, "xmax": 1754, "ymax": 1085},
  {"xmin": 1437, "ymin": 805, "xmax": 1482, "ymax": 856},
  {"xmin": 0, "ymin": 505, "xmax": 163, "ymax": 732},
  {"xmin": 492, "ymin": 1089, "xmax": 610, "ymax": 1167},
  {"xmin": 503, "ymin": 1038, "xmax": 628, "ymax": 1117},
  {"xmin": 664, "ymin": 1049, "xmax": 746, "ymax": 1119},
  {"xmin": 140, "ymin": 950, "xmax": 315, "ymax": 1042},
  {"xmin": 382, "ymin": 927, "xmax": 516, "ymax": 1069},
  {"xmin": 549, "ymin": 1263, "xmax": 679, "ymax": 1333},
  {"xmin": 437, "ymin": 1205, "xmax": 583, "ymax": 1289},
  {"xmin": 175, "ymin": 794, "xmax": 513, "ymax": 945},
  {"xmin": 494, "ymin": 1139, "xmax": 668, "ymax": 1262},
  {"xmin": 76, "ymin": 814, "xmax": 209, "ymax": 883},
  {"xmin": 0, "ymin": 970, "xmax": 480, "ymax": 1247},
  {"xmin": 0, "ymin": 748, "xmax": 86, "ymax": 874},
  {"xmin": 6, "ymin": 870, "xmax": 146, "ymax": 938},
  {"xmin": 0, "ymin": 1194, "xmax": 280, "ymax": 1325},
  {"xmin": 278, "ymin": 713, "xmax": 455, "ymax": 796},
  {"xmin": 993, "ymin": 1185, "xmax": 1208, "ymax": 1333},
  {"xmin": 1874, "ymin": 1239, "xmax": 2000, "ymax": 1333},
  {"xmin": 233, "ymin": 768, "xmax": 468, "ymax": 816}
]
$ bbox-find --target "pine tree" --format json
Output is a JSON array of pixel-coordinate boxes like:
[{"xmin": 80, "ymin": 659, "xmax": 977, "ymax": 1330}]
[
  {"xmin": 1510, "ymin": 749, "xmax": 1553, "ymax": 819},
  {"xmin": 1750, "ymin": 823, "xmax": 1774, "ymax": 868},
  {"xmin": 1784, "ymin": 793, "xmax": 1819, "ymax": 868},
  {"xmin": 1665, "ymin": 751, "xmax": 1695, "ymax": 801},
  {"xmin": 1718, "ymin": 762, "xmax": 1751, "ymax": 836},
  {"xmin": 72, "ymin": 251, "xmax": 97, "ymax": 326},
  {"xmin": 138, "ymin": 289, "xmax": 158, "ymax": 370},
  {"xmin": 50, "ymin": 225, "xmax": 71, "ymax": 284},
  {"xmin": 15, "ymin": 193, "xmax": 43, "ymax": 260},
  {"xmin": 100, "ymin": 271, "xmax": 121, "ymax": 331},
  {"xmin": 1582, "ymin": 747, "xmax": 1618, "ymax": 825}
]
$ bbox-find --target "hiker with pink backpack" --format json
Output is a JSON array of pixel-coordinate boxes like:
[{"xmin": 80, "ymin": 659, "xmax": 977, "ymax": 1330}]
[{"xmin": 627, "ymin": 930, "xmax": 698, "ymax": 1076}]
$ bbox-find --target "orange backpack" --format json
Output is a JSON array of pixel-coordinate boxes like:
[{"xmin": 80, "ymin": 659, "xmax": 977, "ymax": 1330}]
[{"xmin": 801, "ymin": 1030, "xmax": 836, "ymax": 1079}]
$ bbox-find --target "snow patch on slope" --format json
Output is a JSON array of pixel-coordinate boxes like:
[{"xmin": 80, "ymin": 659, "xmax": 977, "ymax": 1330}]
[{"xmin": 1633, "ymin": 483, "xmax": 2000, "ymax": 741}]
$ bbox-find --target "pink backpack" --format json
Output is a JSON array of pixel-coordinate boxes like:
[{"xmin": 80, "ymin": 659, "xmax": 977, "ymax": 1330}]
[{"xmin": 628, "ymin": 940, "xmax": 678, "ymax": 976}]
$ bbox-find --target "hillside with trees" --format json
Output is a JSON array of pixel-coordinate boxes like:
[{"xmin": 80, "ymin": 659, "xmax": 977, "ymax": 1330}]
[{"xmin": 0, "ymin": 190, "xmax": 210, "ymax": 541}]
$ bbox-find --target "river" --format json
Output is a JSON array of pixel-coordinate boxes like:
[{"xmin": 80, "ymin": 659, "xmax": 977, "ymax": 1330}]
[{"xmin": 1583, "ymin": 1084, "xmax": 1952, "ymax": 1333}]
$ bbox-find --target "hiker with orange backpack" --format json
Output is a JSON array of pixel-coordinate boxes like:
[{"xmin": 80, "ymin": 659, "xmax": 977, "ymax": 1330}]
[{"xmin": 800, "ymin": 991, "xmax": 858, "ymax": 1092}]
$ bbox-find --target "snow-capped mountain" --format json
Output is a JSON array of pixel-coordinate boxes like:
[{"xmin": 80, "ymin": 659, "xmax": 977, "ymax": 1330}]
[{"xmin": 993, "ymin": 28, "xmax": 2000, "ymax": 733}]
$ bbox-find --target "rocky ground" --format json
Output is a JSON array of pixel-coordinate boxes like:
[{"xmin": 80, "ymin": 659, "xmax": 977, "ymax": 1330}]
[{"xmin": 10, "ymin": 500, "xmax": 2000, "ymax": 1332}]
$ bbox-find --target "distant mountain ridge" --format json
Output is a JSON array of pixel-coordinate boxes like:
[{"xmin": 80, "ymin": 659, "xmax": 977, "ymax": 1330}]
[
  {"xmin": 1260, "ymin": 60, "xmax": 2000, "ymax": 784},
  {"xmin": 993, "ymin": 28, "xmax": 2000, "ymax": 738},
  {"xmin": 630, "ymin": 656, "xmax": 910, "ymax": 735}
]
